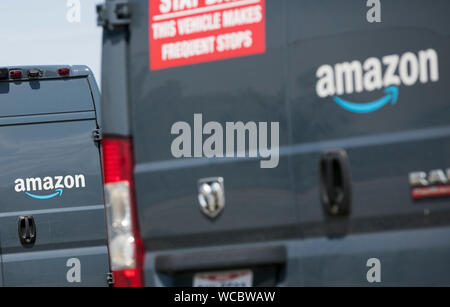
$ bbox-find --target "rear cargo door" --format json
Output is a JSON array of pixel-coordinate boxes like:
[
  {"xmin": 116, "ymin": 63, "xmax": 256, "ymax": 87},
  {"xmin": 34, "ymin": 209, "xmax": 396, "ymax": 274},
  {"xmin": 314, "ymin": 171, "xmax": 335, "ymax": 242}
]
[
  {"xmin": 287, "ymin": 0, "xmax": 450, "ymax": 285},
  {"xmin": 0, "ymin": 77, "xmax": 109, "ymax": 286},
  {"xmin": 127, "ymin": 0, "xmax": 296, "ymax": 273}
]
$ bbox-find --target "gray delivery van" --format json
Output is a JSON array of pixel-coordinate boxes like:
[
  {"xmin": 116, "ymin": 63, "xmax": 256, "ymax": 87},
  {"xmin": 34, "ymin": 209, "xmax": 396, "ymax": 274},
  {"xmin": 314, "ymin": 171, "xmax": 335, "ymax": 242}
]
[
  {"xmin": 98, "ymin": 0, "xmax": 450, "ymax": 286},
  {"xmin": 0, "ymin": 65, "xmax": 110, "ymax": 286}
]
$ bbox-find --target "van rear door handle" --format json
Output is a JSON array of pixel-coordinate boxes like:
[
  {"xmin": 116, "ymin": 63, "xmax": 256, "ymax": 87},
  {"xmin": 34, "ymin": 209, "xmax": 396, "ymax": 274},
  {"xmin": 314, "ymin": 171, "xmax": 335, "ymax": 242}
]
[
  {"xmin": 155, "ymin": 246, "xmax": 286, "ymax": 274},
  {"xmin": 319, "ymin": 149, "xmax": 352, "ymax": 216},
  {"xmin": 18, "ymin": 216, "xmax": 36, "ymax": 246}
]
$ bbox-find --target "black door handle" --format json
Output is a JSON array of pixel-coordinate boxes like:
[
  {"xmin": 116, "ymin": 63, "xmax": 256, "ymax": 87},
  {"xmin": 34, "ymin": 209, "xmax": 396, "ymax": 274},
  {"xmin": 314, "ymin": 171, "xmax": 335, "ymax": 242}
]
[
  {"xmin": 18, "ymin": 216, "xmax": 36, "ymax": 246},
  {"xmin": 319, "ymin": 149, "xmax": 352, "ymax": 216}
]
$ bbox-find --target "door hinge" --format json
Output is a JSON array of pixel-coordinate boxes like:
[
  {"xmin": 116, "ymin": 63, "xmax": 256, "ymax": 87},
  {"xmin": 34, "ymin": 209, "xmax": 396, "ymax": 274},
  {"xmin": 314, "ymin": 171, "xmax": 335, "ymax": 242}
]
[
  {"xmin": 107, "ymin": 272, "xmax": 115, "ymax": 286},
  {"xmin": 97, "ymin": 0, "xmax": 131, "ymax": 30},
  {"xmin": 92, "ymin": 128, "xmax": 102, "ymax": 143}
]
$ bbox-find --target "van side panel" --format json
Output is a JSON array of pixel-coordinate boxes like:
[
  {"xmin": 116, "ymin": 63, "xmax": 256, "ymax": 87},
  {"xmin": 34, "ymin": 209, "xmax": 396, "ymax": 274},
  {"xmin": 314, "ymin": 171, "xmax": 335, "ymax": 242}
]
[
  {"xmin": 102, "ymin": 0, "xmax": 450, "ymax": 285},
  {"xmin": 287, "ymin": 0, "xmax": 450, "ymax": 284}
]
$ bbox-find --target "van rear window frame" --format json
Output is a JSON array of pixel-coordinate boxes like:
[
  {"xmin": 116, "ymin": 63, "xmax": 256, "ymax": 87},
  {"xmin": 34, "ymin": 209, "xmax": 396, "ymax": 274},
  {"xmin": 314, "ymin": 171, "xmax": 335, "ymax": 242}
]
[{"xmin": 0, "ymin": 77, "xmax": 94, "ymax": 118}]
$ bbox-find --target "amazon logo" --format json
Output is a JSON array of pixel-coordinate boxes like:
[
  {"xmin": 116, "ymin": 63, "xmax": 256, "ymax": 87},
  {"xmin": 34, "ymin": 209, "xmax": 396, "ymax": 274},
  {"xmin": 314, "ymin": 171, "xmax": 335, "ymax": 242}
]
[
  {"xmin": 315, "ymin": 49, "xmax": 439, "ymax": 113},
  {"xmin": 14, "ymin": 174, "xmax": 86, "ymax": 200}
]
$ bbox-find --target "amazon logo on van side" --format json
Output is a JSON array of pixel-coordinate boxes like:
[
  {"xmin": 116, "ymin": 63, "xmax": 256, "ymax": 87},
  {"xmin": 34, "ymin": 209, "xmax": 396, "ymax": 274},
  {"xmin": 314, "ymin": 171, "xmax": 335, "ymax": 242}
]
[
  {"xmin": 315, "ymin": 49, "xmax": 439, "ymax": 113},
  {"xmin": 14, "ymin": 175, "xmax": 86, "ymax": 199}
]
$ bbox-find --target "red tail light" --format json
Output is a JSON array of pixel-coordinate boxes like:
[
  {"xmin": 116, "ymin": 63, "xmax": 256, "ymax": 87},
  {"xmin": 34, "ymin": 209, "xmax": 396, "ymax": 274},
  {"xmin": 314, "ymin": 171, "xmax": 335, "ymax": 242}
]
[
  {"xmin": 58, "ymin": 68, "xmax": 70, "ymax": 76},
  {"xmin": 103, "ymin": 138, "xmax": 134, "ymax": 184},
  {"xmin": 102, "ymin": 136, "xmax": 144, "ymax": 287},
  {"xmin": 9, "ymin": 69, "xmax": 22, "ymax": 78}
]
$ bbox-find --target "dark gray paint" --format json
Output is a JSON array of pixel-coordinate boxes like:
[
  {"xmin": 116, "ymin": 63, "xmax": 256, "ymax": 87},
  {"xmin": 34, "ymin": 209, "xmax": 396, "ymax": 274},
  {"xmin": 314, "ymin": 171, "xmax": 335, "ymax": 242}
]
[
  {"xmin": 128, "ymin": 0, "xmax": 295, "ymax": 243},
  {"xmin": 101, "ymin": 0, "xmax": 450, "ymax": 285},
  {"xmin": 101, "ymin": 30, "xmax": 132, "ymax": 135},
  {"xmin": 287, "ymin": 0, "xmax": 450, "ymax": 235},
  {"xmin": 0, "ymin": 66, "xmax": 109, "ymax": 286}
]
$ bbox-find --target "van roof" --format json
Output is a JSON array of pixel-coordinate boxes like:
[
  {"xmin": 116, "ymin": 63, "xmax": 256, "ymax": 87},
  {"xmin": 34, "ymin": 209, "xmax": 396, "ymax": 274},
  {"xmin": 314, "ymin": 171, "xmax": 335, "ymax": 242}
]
[
  {"xmin": 0, "ymin": 65, "xmax": 101, "ymax": 124},
  {"xmin": 0, "ymin": 65, "xmax": 94, "ymax": 82}
]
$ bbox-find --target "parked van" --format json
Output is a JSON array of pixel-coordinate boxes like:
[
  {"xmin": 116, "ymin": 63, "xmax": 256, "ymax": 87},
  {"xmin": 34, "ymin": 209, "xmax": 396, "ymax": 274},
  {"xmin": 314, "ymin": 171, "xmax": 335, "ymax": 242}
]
[
  {"xmin": 98, "ymin": 0, "xmax": 450, "ymax": 286},
  {"xmin": 0, "ymin": 66, "xmax": 110, "ymax": 286}
]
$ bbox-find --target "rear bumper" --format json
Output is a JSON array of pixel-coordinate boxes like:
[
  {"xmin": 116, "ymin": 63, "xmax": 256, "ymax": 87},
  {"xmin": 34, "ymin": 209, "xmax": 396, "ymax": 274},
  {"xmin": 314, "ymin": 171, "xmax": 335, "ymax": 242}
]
[{"xmin": 144, "ymin": 226, "xmax": 450, "ymax": 286}]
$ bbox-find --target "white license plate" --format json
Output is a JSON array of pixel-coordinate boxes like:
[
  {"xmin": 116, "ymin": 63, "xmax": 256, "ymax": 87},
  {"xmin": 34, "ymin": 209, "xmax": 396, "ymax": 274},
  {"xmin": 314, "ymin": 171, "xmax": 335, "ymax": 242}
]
[{"xmin": 193, "ymin": 270, "xmax": 253, "ymax": 287}]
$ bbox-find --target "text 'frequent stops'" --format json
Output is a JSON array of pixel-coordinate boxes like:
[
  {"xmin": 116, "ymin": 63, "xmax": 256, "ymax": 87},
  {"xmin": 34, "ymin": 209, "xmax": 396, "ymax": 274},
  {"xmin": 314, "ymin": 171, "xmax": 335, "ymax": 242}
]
[{"xmin": 149, "ymin": 0, "xmax": 266, "ymax": 70}]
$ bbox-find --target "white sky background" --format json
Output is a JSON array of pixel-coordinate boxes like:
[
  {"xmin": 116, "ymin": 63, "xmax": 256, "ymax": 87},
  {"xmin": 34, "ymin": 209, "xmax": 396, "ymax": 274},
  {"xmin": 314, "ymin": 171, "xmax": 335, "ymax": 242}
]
[{"xmin": 0, "ymin": 0, "xmax": 104, "ymax": 86}]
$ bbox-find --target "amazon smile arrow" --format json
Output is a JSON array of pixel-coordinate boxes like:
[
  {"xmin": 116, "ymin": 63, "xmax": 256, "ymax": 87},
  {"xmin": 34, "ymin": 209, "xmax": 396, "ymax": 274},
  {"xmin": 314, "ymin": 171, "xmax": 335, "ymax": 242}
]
[
  {"xmin": 333, "ymin": 86, "xmax": 399, "ymax": 113},
  {"xmin": 25, "ymin": 189, "xmax": 63, "ymax": 200}
]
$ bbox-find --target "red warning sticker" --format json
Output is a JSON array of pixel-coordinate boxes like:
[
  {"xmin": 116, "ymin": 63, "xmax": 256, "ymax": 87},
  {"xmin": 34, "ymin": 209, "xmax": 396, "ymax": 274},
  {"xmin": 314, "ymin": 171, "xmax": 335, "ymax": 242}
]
[{"xmin": 149, "ymin": 0, "xmax": 266, "ymax": 70}]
